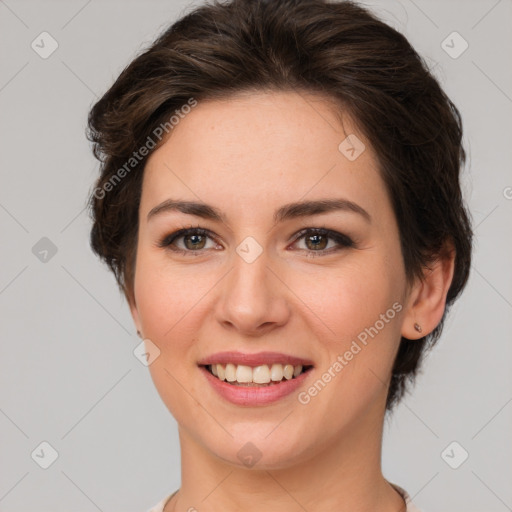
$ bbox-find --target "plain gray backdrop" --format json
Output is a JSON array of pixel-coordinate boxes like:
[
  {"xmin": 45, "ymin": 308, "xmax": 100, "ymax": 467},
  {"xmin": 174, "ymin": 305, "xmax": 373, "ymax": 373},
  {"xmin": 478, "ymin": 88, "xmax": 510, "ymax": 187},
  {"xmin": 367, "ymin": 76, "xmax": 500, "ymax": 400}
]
[{"xmin": 1, "ymin": 0, "xmax": 511, "ymax": 511}]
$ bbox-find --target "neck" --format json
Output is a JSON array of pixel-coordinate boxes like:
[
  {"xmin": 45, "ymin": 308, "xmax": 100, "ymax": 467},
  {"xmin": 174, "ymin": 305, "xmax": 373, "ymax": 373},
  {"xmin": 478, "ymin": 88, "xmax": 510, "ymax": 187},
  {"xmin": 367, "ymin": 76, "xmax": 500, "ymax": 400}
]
[{"xmin": 168, "ymin": 395, "xmax": 406, "ymax": 512}]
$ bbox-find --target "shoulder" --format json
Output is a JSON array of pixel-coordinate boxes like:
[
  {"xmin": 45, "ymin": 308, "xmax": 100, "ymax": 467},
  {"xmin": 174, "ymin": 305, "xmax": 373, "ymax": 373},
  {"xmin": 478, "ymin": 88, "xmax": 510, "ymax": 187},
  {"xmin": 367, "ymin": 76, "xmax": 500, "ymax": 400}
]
[
  {"xmin": 390, "ymin": 482, "xmax": 423, "ymax": 512},
  {"xmin": 145, "ymin": 490, "xmax": 178, "ymax": 512}
]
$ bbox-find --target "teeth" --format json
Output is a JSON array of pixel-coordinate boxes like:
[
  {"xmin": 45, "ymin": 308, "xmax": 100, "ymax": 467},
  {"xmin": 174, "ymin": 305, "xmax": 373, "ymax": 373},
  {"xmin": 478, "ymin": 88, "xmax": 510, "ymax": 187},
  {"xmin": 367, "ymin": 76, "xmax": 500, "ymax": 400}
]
[
  {"xmin": 270, "ymin": 363, "xmax": 284, "ymax": 382},
  {"xmin": 225, "ymin": 363, "xmax": 236, "ymax": 382},
  {"xmin": 235, "ymin": 365, "xmax": 253, "ymax": 383},
  {"xmin": 208, "ymin": 363, "xmax": 305, "ymax": 384},
  {"xmin": 283, "ymin": 364, "xmax": 294, "ymax": 380},
  {"xmin": 253, "ymin": 365, "xmax": 271, "ymax": 384}
]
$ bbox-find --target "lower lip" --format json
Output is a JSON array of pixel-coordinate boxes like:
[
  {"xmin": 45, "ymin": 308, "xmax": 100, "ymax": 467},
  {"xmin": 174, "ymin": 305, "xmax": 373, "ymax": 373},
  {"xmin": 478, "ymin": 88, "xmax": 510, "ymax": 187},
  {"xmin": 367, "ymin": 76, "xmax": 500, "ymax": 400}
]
[{"xmin": 199, "ymin": 366, "xmax": 312, "ymax": 406}]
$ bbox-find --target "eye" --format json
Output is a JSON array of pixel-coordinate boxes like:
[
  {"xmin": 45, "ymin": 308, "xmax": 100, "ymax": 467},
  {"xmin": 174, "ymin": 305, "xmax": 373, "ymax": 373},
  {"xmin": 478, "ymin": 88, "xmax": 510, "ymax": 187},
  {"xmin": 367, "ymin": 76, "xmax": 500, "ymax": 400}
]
[
  {"xmin": 158, "ymin": 226, "xmax": 355, "ymax": 257},
  {"xmin": 158, "ymin": 227, "xmax": 220, "ymax": 255},
  {"xmin": 290, "ymin": 228, "xmax": 355, "ymax": 257}
]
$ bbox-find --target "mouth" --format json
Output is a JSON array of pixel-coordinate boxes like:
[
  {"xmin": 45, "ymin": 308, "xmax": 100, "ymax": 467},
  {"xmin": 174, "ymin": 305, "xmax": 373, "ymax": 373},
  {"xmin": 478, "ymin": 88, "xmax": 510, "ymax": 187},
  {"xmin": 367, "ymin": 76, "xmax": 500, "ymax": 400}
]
[
  {"xmin": 197, "ymin": 351, "xmax": 315, "ymax": 405},
  {"xmin": 201, "ymin": 363, "xmax": 314, "ymax": 387}
]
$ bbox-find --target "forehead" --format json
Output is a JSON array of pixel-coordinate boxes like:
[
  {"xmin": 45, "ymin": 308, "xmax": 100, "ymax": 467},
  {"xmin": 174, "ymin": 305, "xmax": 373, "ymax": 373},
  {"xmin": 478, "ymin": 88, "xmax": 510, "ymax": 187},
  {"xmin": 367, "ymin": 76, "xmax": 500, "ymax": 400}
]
[{"xmin": 141, "ymin": 90, "xmax": 388, "ymax": 220}]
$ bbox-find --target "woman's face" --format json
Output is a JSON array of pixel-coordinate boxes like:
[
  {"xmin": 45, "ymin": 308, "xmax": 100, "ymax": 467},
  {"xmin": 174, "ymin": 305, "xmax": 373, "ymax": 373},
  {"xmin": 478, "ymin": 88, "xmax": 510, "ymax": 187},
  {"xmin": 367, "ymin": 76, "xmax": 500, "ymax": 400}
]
[{"xmin": 130, "ymin": 90, "xmax": 411, "ymax": 468}]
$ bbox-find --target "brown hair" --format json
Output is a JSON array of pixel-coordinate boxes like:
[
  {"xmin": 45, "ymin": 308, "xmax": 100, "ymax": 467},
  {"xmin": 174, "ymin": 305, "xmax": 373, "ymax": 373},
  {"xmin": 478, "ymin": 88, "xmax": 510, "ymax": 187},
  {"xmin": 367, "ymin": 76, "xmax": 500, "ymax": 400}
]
[{"xmin": 87, "ymin": 0, "xmax": 473, "ymax": 411}]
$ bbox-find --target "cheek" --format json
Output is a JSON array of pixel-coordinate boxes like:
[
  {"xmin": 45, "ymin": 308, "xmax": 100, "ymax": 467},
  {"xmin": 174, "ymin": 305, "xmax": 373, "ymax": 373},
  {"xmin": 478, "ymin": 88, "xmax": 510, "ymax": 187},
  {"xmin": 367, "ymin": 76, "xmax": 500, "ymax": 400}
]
[
  {"xmin": 134, "ymin": 255, "xmax": 208, "ymax": 422},
  {"xmin": 286, "ymin": 253, "xmax": 404, "ymax": 393},
  {"xmin": 134, "ymin": 252, "xmax": 206, "ymax": 341},
  {"xmin": 291, "ymin": 256, "xmax": 400, "ymax": 336}
]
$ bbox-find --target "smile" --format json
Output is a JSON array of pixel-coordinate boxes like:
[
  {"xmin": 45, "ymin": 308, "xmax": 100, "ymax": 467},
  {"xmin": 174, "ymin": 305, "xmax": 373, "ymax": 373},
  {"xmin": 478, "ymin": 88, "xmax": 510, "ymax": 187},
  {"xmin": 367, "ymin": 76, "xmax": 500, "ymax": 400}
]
[{"xmin": 205, "ymin": 363, "xmax": 312, "ymax": 386}]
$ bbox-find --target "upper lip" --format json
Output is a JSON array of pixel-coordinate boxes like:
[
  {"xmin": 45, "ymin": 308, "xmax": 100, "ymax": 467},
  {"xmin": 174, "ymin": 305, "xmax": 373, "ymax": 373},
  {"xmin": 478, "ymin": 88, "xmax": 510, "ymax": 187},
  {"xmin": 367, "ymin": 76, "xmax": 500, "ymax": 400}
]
[{"xmin": 197, "ymin": 351, "xmax": 314, "ymax": 367}]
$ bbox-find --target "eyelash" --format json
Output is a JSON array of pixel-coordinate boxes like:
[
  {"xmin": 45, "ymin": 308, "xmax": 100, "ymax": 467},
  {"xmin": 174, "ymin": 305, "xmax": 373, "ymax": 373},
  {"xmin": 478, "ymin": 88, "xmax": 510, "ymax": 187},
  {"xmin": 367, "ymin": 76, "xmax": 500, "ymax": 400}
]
[{"xmin": 157, "ymin": 226, "xmax": 355, "ymax": 258}]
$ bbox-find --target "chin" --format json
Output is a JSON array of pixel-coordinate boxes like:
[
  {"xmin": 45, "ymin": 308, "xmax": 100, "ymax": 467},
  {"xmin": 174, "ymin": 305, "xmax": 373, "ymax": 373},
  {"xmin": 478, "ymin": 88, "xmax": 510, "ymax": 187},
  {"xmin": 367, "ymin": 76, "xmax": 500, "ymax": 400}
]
[{"xmin": 199, "ymin": 423, "xmax": 314, "ymax": 471}]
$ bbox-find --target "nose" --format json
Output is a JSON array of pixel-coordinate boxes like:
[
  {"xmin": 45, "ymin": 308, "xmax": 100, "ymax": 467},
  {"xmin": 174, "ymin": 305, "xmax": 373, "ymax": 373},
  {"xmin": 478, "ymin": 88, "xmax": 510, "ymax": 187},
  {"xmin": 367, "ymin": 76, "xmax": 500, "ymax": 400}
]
[{"xmin": 215, "ymin": 249, "xmax": 291, "ymax": 337}]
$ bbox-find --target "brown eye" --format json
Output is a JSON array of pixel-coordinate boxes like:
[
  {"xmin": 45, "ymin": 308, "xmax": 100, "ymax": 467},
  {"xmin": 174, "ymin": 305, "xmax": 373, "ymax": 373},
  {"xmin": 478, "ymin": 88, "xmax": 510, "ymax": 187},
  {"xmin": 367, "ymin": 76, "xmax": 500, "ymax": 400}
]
[
  {"xmin": 304, "ymin": 233, "xmax": 329, "ymax": 251},
  {"xmin": 292, "ymin": 228, "xmax": 355, "ymax": 257},
  {"xmin": 183, "ymin": 233, "xmax": 207, "ymax": 250},
  {"xmin": 158, "ymin": 227, "xmax": 218, "ymax": 254}
]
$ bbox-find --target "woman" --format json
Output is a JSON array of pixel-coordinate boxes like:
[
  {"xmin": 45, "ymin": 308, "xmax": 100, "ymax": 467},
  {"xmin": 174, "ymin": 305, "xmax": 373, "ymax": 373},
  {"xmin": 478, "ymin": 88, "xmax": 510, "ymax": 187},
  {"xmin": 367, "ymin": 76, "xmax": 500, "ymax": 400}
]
[{"xmin": 87, "ymin": 0, "xmax": 473, "ymax": 510}]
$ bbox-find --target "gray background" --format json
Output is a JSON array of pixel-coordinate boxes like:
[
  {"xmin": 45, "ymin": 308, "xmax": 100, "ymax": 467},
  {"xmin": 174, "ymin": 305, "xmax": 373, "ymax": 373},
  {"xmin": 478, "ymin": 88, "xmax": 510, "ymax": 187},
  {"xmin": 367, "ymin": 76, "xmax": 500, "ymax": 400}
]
[{"xmin": 1, "ymin": 0, "xmax": 511, "ymax": 511}]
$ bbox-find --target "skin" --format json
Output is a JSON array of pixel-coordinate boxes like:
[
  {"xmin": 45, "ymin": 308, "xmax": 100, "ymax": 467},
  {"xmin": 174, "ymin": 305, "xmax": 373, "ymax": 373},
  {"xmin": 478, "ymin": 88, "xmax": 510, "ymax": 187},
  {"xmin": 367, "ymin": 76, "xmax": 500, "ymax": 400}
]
[{"xmin": 129, "ymin": 90, "xmax": 455, "ymax": 512}]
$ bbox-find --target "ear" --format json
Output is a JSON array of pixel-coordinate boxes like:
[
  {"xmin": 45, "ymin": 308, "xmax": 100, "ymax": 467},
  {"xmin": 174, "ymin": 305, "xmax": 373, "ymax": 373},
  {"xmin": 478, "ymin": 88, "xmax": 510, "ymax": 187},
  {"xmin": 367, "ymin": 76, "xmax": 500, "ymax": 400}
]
[
  {"xmin": 127, "ymin": 290, "xmax": 143, "ymax": 337},
  {"xmin": 401, "ymin": 240, "xmax": 456, "ymax": 340}
]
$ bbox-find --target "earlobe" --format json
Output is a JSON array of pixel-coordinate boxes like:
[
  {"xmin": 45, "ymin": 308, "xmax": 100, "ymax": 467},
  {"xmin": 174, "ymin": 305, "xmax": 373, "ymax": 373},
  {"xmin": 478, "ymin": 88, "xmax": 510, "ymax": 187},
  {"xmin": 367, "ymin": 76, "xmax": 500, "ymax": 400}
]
[
  {"xmin": 401, "ymin": 241, "xmax": 456, "ymax": 340},
  {"xmin": 127, "ymin": 292, "xmax": 143, "ymax": 337}
]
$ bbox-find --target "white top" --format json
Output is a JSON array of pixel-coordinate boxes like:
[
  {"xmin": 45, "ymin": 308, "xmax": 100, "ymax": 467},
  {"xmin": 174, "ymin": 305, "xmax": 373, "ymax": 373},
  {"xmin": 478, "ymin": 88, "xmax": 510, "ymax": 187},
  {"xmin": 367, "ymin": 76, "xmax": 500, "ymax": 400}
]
[{"xmin": 145, "ymin": 482, "xmax": 422, "ymax": 512}]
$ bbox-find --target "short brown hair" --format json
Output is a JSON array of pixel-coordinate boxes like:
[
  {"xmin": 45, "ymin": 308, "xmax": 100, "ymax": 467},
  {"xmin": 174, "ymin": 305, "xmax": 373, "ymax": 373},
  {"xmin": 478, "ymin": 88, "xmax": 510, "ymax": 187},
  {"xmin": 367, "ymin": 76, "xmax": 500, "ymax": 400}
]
[{"xmin": 87, "ymin": 0, "xmax": 473, "ymax": 411}]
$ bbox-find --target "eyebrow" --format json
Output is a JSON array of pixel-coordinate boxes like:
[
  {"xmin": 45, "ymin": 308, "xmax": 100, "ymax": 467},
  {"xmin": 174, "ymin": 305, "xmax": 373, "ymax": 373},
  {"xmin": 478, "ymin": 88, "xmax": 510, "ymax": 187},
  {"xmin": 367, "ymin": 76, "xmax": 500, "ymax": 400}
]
[{"xmin": 147, "ymin": 198, "xmax": 371, "ymax": 224}]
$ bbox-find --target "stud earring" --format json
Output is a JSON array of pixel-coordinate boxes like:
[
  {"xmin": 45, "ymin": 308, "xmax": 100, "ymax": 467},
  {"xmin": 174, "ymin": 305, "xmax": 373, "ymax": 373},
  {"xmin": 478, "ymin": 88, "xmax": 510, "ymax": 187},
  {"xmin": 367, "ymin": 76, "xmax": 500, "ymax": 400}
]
[{"xmin": 414, "ymin": 323, "xmax": 422, "ymax": 333}]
